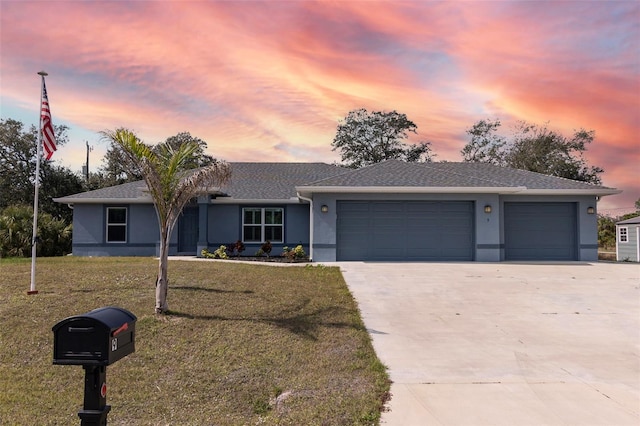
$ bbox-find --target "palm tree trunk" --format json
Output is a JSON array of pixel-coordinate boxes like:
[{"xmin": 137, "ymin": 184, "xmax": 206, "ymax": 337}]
[{"xmin": 155, "ymin": 232, "xmax": 170, "ymax": 314}]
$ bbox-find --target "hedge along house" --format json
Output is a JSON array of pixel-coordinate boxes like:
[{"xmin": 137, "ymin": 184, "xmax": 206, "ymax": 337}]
[
  {"xmin": 54, "ymin": 160, "xmax": 619, "ymax": 262},
  {"xmin": 616, "ymin": 216, "xmax": 640, "ymax": 262}
]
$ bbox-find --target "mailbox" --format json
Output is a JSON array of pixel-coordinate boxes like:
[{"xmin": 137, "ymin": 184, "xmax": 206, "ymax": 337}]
[{"xmin": 52, "ymin": 306, "xmax": 136, "ymax": 366}]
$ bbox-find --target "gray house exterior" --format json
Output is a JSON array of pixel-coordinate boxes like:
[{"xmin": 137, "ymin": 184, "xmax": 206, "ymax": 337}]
[
  {"xmin": 616, "ymin": 216, "xmax": 640, "ymax": 262},
  {"xmin": 54, "ymin": 160, "xmax": 619, "ymax": 262}
]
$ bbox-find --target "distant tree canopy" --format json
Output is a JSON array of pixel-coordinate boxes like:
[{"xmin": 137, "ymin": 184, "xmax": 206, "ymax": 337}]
[
  {"xmin": 461, "ymin": 119, "xmax": 604, "ymax": 184},
  {"xmin": 0, "ymin": 118, "xmax": 81, "ymax": 257},
  {"xmin": 331, "ymin": 108, "xmax": 435, "ymax": 169},
  {"xmin": 98, "ymin": 131, "xmax": 215, "ymax": 186},
  {"xmin": 0, "ymin": 118, "xmax": 82, "ymax": 222},
  {"xmin": 597, "ymin": 215, "xmax": 616, "ymax": 249},
  {"xmin": 164, "ymin": 132, "xmax": 215, "ymax": 169},
  {"xmin": 598, "ymin": 199, "xmax": 640, "ymax": 249}
]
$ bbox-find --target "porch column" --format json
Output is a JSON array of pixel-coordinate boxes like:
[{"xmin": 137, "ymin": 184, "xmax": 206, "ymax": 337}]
[{"xmin": 196, "ymin": 195, "xmax": 209, "ymax": 257}]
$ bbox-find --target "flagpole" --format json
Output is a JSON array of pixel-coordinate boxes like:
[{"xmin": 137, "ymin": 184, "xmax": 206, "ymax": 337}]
[{"xmin": 29, "ymin": 71, "xmax": 48, "ymax": 295}]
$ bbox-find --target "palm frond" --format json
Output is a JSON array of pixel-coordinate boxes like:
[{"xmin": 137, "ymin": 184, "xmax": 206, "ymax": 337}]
[{"xmin": 170, "ymin": 162, "xmax": 232, "ymax": 216}]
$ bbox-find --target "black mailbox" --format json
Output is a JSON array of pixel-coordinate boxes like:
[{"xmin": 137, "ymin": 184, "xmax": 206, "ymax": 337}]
[{"xmin": 52, "ymin": 306, "xmax": 136, "ymax": 366}]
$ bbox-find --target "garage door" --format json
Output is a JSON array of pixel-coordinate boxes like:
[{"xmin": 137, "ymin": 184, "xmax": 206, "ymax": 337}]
[
  {"xmin": 504, "ymin": 202, "xmax": 577, "ymax": 260},
  {"xmin": 336, "ymin": 201, "xmax": 474, "ymax": 261}
]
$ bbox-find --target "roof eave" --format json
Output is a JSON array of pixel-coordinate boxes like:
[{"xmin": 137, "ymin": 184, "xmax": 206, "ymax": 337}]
[
  {"xmin": 53, "ymin": 187, "xmax": 226, "ymax": 205},
  {"xmin": 518, "ymin": 188, "xmax": 621, "ymax": 196},
  {"xmin": 616, "ymin": 218, "xmax": 640, "ymax": 225},
  {"xmin": 295, "ymin": 186, "xmax": 528, "ymax": 196},
  {"xmin": 295, "ymin": 186, "xmax": 620, "ymax": 197},
  {"xmin": 52, "ymin": 197, "xmax": 154, "ymax": 204},
  {"xmin": 211, "ymin": 197, "xmax": 302, "ymax": 205}
]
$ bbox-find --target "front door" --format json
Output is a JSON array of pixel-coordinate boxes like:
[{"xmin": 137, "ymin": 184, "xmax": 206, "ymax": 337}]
[{"xmin": 178, "ymin": 206, "xmax": 199, "ymax": 254}]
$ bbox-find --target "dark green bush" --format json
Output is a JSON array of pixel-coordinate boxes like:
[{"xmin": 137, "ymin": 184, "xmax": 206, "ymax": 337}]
[{"xmin": 0, "ymin": 205, "xmax": 71, "ymax": 257}]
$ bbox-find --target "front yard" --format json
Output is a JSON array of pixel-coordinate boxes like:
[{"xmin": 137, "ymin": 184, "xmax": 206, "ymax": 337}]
[{"xmin": 0, "ymin": 257, "xmax": 389, "ymax": 425}]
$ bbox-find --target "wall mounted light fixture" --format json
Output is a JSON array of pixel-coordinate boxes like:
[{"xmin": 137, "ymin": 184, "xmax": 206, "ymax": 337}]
[
  {"xmin": 587, "ymin": 206, "xmax": 595, "ymax": 214},
  {"xmin": 321, "ymin": 205, "xmax": 329, "ymax": 213},
  {"xmin": 484, "ymin": 205, "xmax": 492, "ymax": 214}
]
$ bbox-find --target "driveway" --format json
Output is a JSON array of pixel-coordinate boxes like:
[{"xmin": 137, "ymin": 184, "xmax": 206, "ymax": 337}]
[{"xmin": 338, "ymin": 262, "xmax": 640, "ymax": 425}]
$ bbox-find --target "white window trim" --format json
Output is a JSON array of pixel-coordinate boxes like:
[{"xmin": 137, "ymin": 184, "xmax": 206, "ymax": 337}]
[
  {"xmin": 618, "ymin": 227, "xmax": 628, "ymax": 243},
  {"xmin": 106, "ymin": 207, "xmax": 127, "ymax": 243},
  {"xmin": 242, "ymin": 207, "xmax": 284, "ymax": 243}
]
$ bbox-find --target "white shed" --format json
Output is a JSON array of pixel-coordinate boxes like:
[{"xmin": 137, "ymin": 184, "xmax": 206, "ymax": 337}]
[{"xmin": 616, "ymin": 216, "xmax": 640, "ymax": 262}]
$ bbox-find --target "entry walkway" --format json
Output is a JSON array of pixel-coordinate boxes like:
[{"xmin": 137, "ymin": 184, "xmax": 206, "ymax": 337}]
[{"xmin": 338, "ymin": 262, "xmax": 640, "ymax": 425}]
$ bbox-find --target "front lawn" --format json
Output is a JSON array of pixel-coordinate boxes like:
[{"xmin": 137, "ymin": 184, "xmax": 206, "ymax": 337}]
[{"xmin": 0, "ymin": 257, "xmax": 389, "ymax": 425}]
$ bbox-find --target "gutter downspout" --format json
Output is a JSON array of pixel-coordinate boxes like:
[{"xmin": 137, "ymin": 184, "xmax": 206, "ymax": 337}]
[{"xmin": 297, "ymin": 193, "xmax": 313, "ymax": 261}]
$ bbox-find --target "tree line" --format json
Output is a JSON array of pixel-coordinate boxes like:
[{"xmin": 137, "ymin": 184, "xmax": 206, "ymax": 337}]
[
  {"xmin": 332, "ymin": 109, "xmax": 603, "ymax": 185},
  {"xmin": 598, "ymin": 201, "xmax": 640, "ymax": 250},
  {"xmin": 0, "ymin": 118, "xmax": 214, "ymax": 257}
]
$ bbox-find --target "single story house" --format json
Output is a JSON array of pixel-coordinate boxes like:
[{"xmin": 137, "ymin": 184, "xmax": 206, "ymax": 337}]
[
  {"xmin": 54, "ymin": 160, "xmax": 620, "ymax": 262},
  {"xmin": 616, "ymin": 216, "xmax": 640, "ymax": 262}
]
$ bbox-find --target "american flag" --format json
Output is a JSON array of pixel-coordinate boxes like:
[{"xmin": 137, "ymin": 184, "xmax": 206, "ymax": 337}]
[{"xmin": 41, "ymin": 80, "xmax": 56, "ymax": 160}]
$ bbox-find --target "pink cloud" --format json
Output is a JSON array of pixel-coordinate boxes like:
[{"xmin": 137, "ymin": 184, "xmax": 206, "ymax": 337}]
[{"xmin": 1, "ymin": 1, "xmax": 638, "ymax": 209}]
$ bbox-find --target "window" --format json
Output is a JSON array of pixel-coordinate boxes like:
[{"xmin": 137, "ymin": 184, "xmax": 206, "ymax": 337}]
[
  {"xmin": 242, "ymin": 208, "xmax": 283, "ymax": 243},
  {"xmin": 106, "ymin": 207, "xmax": 127, "ymax": 243},
  {"xmin": 618, "ymin": 227, "xmax": 628, "ymax": 243}
]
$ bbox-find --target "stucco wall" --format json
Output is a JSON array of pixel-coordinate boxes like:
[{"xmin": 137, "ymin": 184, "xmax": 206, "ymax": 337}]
[
  {"xmin": 72, "ymin": 204, "xmax": 165, "ymax": 256},
  {"xmin": 207, "ymin": 204, "xmax": 239, "ymax": 245},
  {"xmin": 72, "ymin": 204, "xmax": 104, "ymax": 246},
  {"xmin": 310, "ymin": 193, "xmax": 600, "ymax": 262},
  {"xmin": 204, "ymin": 202, "xmax": 310, "ymax": 255},
  {"xmin": 71, "ymin": 202, "xmax": 310, "ymax": 257},
  {"xmin": 69, "ymin": 193, "xmax": 601, "ymax": 262}
]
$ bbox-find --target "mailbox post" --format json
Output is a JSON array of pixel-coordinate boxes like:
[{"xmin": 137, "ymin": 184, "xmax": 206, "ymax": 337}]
[
  {"xmin": 78, "ymin": 365, "xmax": 109, "ymax": 425},
  {"xmin": 52, "ymin": 307, "xmax": 136, "ymax": 426}
]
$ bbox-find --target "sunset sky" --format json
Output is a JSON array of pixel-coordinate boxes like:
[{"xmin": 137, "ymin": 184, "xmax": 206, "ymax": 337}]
[{"xmin": 1, "ymin": 1, "xmax": 638, "ymax": 212}]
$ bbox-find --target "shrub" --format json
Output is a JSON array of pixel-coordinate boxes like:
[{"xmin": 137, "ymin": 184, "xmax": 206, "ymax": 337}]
[
  {"xmin": 597, "ymin": 214, "xmax": 616, "ymax": 249},
  {"xmin": 234, "ymin": 240, "xmax": 245, "ymax": 255},
  {"xmin": 260, "ymin": 240, "xmax": 272, "ymax": 257},
  {"xmin": 0, "ymin": 205, "xmax": 71, "ymax": 257},
  {"xmin": 226, "ymin": 240, "xmax": 245, "ymax": 257},
  {"xmin": 201, "ymin": 246, "xmax": 228, "ymax": 259},
  {"xmin": 282, "ymin": 245, "xmax": 307, "ymax": 260},
  {"xmin": 213, "ymin": 245, "xmax": 229, "ymax": 259}
]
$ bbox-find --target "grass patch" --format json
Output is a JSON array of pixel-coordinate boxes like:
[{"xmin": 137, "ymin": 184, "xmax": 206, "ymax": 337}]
[{"xmin": 0, "ymin": 257, "xmax": 390, "ymax": 425}]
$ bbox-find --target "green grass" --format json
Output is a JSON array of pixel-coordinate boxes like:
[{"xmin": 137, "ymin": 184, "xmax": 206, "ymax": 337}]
[{"xmin": 0, "ymin": 257, "xmax": 390, "ymax": 425}]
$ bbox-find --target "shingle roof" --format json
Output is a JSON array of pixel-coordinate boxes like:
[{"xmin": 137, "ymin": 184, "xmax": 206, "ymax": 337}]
[
  {"xmin": 300, "ymin": 160, "xmax": 613, "ymax": 190},
  {"xmin": 617, "ymin": 216, "xmax": 640, "ymax": 225},
  {"xmin": 218, "ymin": 162, "xmax": 347, "ymax": 199},
  {"xmin": 431, "ymin": 162, "xmax": 609, "ymax": 190},
  {"xmin": 54, "ymin": 160, "xmax": 618, "ymax": 204},
  {"xmin": 54, "ymin": 163, "xmax": 349, "ymax": 203},
  {"xmin": 55, "ymin": 180, "xmax": 151, "ymax": 202}
]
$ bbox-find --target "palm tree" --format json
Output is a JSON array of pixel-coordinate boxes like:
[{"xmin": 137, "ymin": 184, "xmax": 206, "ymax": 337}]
[{"xmin": 102, "ymin": 129, "xmax": 231, "ymax": 314}]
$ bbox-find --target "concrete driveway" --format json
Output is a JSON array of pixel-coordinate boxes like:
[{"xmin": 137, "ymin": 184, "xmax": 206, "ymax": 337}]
[{"xmin": 338, "ymin": 262, "xmax": 640, "ymax": 425}]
